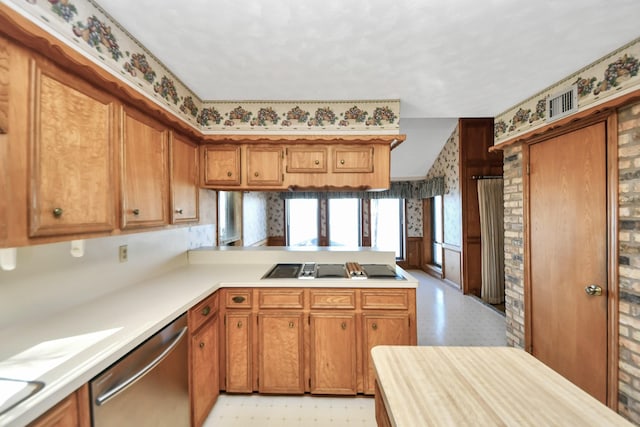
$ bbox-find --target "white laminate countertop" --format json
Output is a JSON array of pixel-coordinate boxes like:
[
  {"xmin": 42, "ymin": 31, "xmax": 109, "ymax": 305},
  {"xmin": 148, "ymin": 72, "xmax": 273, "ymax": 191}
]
[
  {"xmin": 372, "ymin": 346, "xmax": 632, "ymax": 427},
  {"xmin": 0, "ymin": 251, "xmax": 416, "ymax": 427}
]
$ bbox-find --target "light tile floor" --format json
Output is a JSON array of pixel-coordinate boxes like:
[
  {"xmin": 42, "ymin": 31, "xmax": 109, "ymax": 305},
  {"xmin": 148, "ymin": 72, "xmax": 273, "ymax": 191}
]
[{"xmin": 203, "ymin": 270, "xmax": 507, "ymax": 427}]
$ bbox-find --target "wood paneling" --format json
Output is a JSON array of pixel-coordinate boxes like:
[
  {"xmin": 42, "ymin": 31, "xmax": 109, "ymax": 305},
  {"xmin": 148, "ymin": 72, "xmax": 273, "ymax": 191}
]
[
  {"xmin": 267, "ymin": 236, "xmax": 285, "ymax": 246},
  {"xmin": 443, "ymin": 245, "xmax": 461, "ymax": 289}
]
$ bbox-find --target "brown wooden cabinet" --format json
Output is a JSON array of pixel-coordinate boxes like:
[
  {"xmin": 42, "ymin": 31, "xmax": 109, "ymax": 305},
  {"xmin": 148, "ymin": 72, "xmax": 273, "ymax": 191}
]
[
  {"xmin": 28, "ymin": 55, "xmax": 117, "ymax": 238},
  {"xmin": 121, "ymin": 107, "xmax": 169, "ymax": 229},
  {"xmin": 246, "ymin": 146, "xmax": 284, "ymax": 187},
  {"xmin": 286, "ymin": 146, "xmax": 328, "ymax": 173},
  {"xmin": 170, "ymin": 133, "xmax": 199, "ymax": 224},
  {"xmin": 188, "ymin": 292, "xmax": 219, "ymax": 427},
  {"xmin": 28, "ymin": 385, "xmax": 90, "ymax": 427},
  {"xmin": 201, "ymin": 145, "xmax": 241, "ymax": 186},
  {"xmin": 223, "ymin": 289, "xmax": 254, "ymax": 393},
  {"xmin": 332, "ymin": 145, "xmax": 374, "ymax": 173}
]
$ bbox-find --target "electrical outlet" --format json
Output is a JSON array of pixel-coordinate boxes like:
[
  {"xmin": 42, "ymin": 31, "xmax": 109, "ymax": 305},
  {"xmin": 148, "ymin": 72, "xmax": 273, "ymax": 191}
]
[{"xmin": 119, "ymin": 245, "xmax": 128, "ymax": 263}]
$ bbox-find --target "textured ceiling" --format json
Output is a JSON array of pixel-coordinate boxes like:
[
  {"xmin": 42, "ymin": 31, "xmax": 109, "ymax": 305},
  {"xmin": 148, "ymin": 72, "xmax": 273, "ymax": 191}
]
[{"xmin": 95, "ymin": 0, "xmax": 640, "ymax": 178}]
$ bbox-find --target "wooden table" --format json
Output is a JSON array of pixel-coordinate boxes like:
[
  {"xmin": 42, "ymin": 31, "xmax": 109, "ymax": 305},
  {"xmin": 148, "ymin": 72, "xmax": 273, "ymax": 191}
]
[{"xmin": 372, "ymin": 346, "xmax": 632, "ymax": 426}]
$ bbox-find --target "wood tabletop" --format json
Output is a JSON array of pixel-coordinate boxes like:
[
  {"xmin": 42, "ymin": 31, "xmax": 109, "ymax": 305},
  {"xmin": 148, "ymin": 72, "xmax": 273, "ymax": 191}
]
[{"xmin": 372, "ymin": 346, "xmax": 632, "ymax": 426}]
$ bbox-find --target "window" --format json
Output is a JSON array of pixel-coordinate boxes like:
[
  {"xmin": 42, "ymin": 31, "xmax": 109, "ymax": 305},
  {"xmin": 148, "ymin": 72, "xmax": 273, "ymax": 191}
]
[
  {"xmin": 431, "ymin": 195, "xmax": 443, "ymax": 267},
  {"xmin": 328, "ymin": 198, "xmax": 360, "ymax": 246},
  {"xmin": 370, "ymin": 198, "xmax": 404, "ymax": 259},
  {"xmin": 286, "ymin": 198, "xmax": 319, "ymax": 246}
]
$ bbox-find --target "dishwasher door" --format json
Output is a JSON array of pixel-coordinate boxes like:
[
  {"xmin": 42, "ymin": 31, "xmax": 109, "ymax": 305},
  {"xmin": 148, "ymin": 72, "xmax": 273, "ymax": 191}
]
[{"xmin": 90, "ymin": 314, "xmax": 189, "ymax": 427}]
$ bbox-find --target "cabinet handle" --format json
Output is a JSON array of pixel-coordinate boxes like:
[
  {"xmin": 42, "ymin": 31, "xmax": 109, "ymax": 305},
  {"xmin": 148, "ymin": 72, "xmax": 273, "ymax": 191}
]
[
  {"xmin": 232, "ymin": 296, "xmax": 246, "ymax": 304},
  {"xmin": 372, "ymin": 323, "xmax": 378, "ymax": 330},
  {"xmin": 340, "ymin": 159, "xmax": 345, "ymax": 165},
  {"xmin": 254, "ymin": 172, "xmax": 260, "ymax": 177},
  {"xmin": 199, "ymin": 342, "xmax": 205, "ymax": 349},
  {"xmin": 52, "ymin": 207, "xmax": 63, "ymax": 218},
  {"xmin": 227, "ymin": 171, "xmax": 232, "ymax": 177},
  {"xmin": 237, "ymin": 320, "xmax": 243, "ymax": 328},
  {"xmin": 289, "ymin": 321, "xmax": 294, "ymax": 328},
  {"xmin": 341, "ymin": 322, "xmax": 347, "ymax": 330},
  {"xmin": 132, "ymin": 208, "xmax": 140, "ymax": 216},
  {"xmin": 201, "ymin": 306, "xmax": 211, "ymax": 316},
  {"xmin": 175, "ymin": 208, "xmax": 183, "ymax": 214},
  {"xmin": 314, "ymin": 159, "xmax": 320, "ymax": 165}
]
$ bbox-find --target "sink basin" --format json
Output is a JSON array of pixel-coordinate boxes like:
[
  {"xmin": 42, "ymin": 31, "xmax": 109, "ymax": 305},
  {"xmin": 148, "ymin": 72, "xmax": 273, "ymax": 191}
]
[{"xmin": 0, "ymin": 377, "xmax": 44, "ymax": 416}]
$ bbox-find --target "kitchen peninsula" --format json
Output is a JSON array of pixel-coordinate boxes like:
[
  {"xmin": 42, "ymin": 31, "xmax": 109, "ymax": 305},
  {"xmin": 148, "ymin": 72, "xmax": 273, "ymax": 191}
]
[{"xmin": 0, "ymin": 247, "xmax": 416, "ymax": 427}]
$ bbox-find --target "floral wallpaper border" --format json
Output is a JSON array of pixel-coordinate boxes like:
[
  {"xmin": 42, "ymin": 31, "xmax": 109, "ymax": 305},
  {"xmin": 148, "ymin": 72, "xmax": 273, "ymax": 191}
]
[
  {"xmin": 8, "ymin": 0, "xmax": 400, "ymax": 134},
  {"xmin": 495, "ymin": 37, "xmax": 640, "ymax": 145}
]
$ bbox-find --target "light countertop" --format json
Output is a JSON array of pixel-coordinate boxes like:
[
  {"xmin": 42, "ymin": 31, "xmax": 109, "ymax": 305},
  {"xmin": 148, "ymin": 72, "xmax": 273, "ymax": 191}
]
[
  {"xmin": 372, "ymin": 346, "xmax": 632, "ymax": 427},
  {"xmin": 0, "ymin": 250, "xmax": 415, "ymax": 426}
]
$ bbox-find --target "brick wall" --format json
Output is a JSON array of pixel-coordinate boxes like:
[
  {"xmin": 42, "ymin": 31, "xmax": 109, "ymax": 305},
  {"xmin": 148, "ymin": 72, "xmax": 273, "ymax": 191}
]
[
  {"xmin": 617, "ymin": 101, "xmax": 640, "ymax": 422},
  {"xmin": 502, "ymin": 144, "xmax": 525, "ymax": 349}
]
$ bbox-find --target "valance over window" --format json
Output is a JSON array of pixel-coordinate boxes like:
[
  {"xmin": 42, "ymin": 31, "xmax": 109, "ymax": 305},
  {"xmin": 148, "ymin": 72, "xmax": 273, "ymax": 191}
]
[{"xmin": 279, "ymin": 176, "xmax": 444, "ymax": 200}]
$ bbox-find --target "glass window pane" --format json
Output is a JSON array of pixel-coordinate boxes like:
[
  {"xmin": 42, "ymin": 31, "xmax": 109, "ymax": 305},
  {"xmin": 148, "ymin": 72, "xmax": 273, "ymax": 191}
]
[
  {"xmin": 432, "ymin": 195, "xmax": 443, "ymax": 243},
  {"xmin": 370, "ymin": 198, "xmax": 404, "ymax": 259},
  {"xmin": 287, "ymin": 199, "xmax": 318, "ymax": 246},
  {"xmin": 328, "ymin": 198, "xmax": 360, "ymax": 247}
]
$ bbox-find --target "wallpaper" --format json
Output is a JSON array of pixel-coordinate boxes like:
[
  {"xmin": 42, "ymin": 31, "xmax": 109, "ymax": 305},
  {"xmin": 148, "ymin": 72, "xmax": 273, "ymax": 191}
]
[
  {"xmin": 495, "ymin": 37, "xmax": 640, "ymax": 144},
  {"xmin": 426, "ymin": 125, "xmax": 461, "ymax": 246},
  {"xmin": 267, "ymin": 192, "xmax": 285, "ymax": 237},
  {"xmin": 406, "ymin": 198, "xmax": 422, "ymax": 238},
  {"xmin": 242, "ymin": 192, "xmax": 268, "ymax": 246},
  {"xmin": 9, "ymin": 0, "xmax": 400, "ymax": 134}
]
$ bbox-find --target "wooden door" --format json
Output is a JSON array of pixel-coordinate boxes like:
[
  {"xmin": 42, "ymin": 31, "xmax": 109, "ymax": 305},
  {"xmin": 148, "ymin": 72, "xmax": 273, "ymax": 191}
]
[
  {"xmin": 529, "ymin": 121, "xmax": 608, "ymax": 402},
  {"xmin": 225, "ymin": 312, "xmax": 253, "ymax": 393},
  {"xmin": 202, "ymin": 145, "xmax": 240, "ymax": 186},
  {"xmin": 190, "ymin": 315, "xmax": 218, "ymax": 427},
  {"xmin": 332, "ymin": 145, "xmax": 374, "ymax": 173},
  {"xmin": 361, "ymin": 313, "xmax": 411, "ymax": 394},
  {"xmin": 170, "ymin": 134, "xmax": 199, "ymax": 224},
  {"xmin": 257, "ymin": 312, "xmax": 305, "ymax": 394},
  {"xmin": 246, "ymin": 146, "xmax": 283, "ymax": 186},
  {"xmin": 29, "ymin": 56, "xmax": 116, "ymax": 237},
  {"xmin": 121, "ymin": 107, "xmax": 168, "ymax": 229},
  {"xmin": 309, "ymin": 313, "xmax": 357, "ymax": 395}
]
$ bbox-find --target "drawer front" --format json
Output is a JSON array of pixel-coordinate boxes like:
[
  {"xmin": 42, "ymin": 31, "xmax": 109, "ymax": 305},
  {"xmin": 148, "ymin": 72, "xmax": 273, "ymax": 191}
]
[
  {"xmin": 189, "ymin": 291, "xmax": 219, "ymax": 331},
  {"xmin": 225, "ymin": 289, "xmax": 253, "ymax": 308},
  {"xmin": 286, "ymin": 146, "xmax": 328, "ymax": 173},
  {"xmin": 258, "ymin": 289, "xmax": 304, "ymax": 309},
  {"xmin": 333, "ymin": 146, "xmax": 373, "ymax": 173},
  {"xmin": 361, "ymin": 290, "xmax": 409, "ymax": 310},
  {"xmin": 310, "ymin": 290, "xmax": 356, "ymax": 309}
]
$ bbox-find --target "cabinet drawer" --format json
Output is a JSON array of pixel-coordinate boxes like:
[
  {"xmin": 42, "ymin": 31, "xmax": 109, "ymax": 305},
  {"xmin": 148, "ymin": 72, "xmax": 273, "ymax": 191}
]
[
  {"xmin": 333, "ymin": 146, "xmax": 373, "ymax": 173},
  {"xmin": 361, "ymin": 290, "xmax": 409, "ymax": 310},
  {"xmin": 286, "ymin": 146, "xmax": 328, "ymax": 173},
  {"xmin": 225, "ymin": 289, "xmax": 253, "ymax": 308},
  {"xmin": 310, "ymin": 290, "xmax": 356, "ymax": 309},
  {"xmin": 189, "ymin": 291, "xmax": 218, "ymax": 332},
  {"xmin": 258, "ymin": 289, "xmax": 304, "ymax": 309}
]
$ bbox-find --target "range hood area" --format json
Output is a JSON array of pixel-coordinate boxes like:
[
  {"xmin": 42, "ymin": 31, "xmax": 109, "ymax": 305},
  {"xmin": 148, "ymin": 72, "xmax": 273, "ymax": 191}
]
[{"xmin": 261, "ymin": 262, "xmax": 404, "ymax": 280}]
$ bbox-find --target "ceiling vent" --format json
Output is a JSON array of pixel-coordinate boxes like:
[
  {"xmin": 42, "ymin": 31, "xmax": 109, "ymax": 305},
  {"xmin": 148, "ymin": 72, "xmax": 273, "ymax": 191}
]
[{"xmin": 546, "ymin": 84, "xmax": 578, "ymax": 122}]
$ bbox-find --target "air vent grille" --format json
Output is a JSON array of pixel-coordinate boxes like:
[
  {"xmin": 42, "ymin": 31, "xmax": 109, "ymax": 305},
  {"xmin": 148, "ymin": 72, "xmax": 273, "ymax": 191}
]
[{"xmin": 546, "ymin": 85, "xmax": 578, "ymax": 122}]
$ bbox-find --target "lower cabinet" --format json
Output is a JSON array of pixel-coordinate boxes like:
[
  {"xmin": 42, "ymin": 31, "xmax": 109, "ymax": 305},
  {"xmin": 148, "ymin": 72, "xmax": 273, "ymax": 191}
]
[
  {"xmin": 188, "ymin": 292, "xmax": 219, "ymax": 427},
  {"xmin": 28, "ymin": 384, "xmax": 90, "ymax": 427},
  {"xmin": 309, "ymin": 313, "xmax": 357, "ymax": 395},
  {"xmin": 257, "ymin": 312, "xmax": 305, "ymax": 393},
  {"xmin": 225, "ymin": 312, "xmax": 253, "ymax": 393}
]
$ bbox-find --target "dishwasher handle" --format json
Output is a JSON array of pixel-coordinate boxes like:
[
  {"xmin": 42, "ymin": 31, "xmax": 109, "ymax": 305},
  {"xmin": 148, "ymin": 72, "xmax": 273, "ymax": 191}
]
[{"xmin": 95, "ymin": 326, "xmax": 188, "ymax": 406}]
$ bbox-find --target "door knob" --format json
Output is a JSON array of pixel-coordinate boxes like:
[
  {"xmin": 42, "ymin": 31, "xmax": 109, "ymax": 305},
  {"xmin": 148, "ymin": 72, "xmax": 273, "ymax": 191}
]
[{"xmin": 585, "ymin": 284, "xmax": 603, "ymax": 296}]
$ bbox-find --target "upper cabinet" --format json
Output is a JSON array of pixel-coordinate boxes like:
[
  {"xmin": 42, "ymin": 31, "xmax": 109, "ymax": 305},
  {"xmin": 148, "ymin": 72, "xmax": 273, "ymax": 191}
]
[
  {"xmin": 202, "ymin": 145, "xmax": 241, "ymax": 186},
  {"xmin": 332, "ymin": 145, "xmax": 374, "ymax": 173},
  {"xmin": 170, "ymin": 133, "xmax": 199, "ymax": 224},
  {"xmin": 28, "ymin": 55, "xmax": 117, "ymax": 237},
  {"xmin": 121, "ymin": 107, "xmax": 169, "ymax": 229},
  {"xmin": 246, "ymin": 146, "xmax": 284, "ymax": 187}
]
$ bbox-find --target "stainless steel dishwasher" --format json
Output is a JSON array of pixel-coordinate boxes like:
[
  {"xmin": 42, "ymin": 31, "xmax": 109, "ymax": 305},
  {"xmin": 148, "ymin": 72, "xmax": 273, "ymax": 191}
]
[{"xmin": 90, "ymin": 314, "xmax": 189, "ymax": 427}]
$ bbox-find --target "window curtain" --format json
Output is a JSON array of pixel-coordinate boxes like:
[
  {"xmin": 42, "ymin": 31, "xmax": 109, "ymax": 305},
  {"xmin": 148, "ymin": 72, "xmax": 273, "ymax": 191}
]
[
  {"xmin": 279, "ymin": 176, "xmax": 444, "ymax": 200},
  {"xmin": 477, "ymin": 178, "xmax": 505, "ymax": 304}
]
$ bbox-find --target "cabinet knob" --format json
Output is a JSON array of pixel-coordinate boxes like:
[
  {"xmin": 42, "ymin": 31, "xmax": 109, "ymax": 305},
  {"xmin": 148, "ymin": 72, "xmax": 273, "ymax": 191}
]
[
  {"xmin": 227, "ymin": 171, "xmax": 232, "ymax": 177},
  {"xmin": 132, "ymin": 208, "xmax": 140, "ymax": 216},
  {"xmin": 314, "ymin": 159, "xmax": 320, "ymax": 165},
  {"xmin": 201, "ymin": 306, "xmax": 211, "ymax": 316},
  {"xmin": 52, "ymin": 207, "xmax": 63, "ymax": 218},
  {"xmin": 254, "ymin": 172, "xmax": 260, "ymax": 177},
  {"xmin": 237, "ymin": 320, "xmax": 243, "ymax": 328},
  {"xmin": 199, "ymin": 342, "xmax": 205, "ymax": 349},
  {"xmin": 341, "ymin": 322, "xmax": 347, "ymax": 330},
  {"xmin": 232, "ymin": 296, "xmax": 246, "ymax": 304},
  {"xmin": 289, "ymin": 321, "xmax": 295, "ymax": 328},
  {"xmin": 175, "ymin": 208, "xmax": 183, "ymax": 214},
  {"xmin": 340, "ymin": 159, "xmax": 345, "ymax": 165},
  {"xmin": 372, "ymin": 323, "xmax": 378, "ymax": 330}
]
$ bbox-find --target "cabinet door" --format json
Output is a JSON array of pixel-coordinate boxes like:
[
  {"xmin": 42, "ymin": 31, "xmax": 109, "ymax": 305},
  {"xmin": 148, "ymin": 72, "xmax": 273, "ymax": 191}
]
[
  {"xmin": 170, "ymin": 134, "xmax": 199, "ymax": 223},
  {"xmin": 310, "ymin": 313, "xmax": 357, "ymax": 395},
  {"xmin": 257, "ymin": 312, "xmax": 304, "ymax": 394},
  {"xmin": 29, "ymin": 56, "xmax": 116, "ymax": 237},
  {"xmin": 202, "ymin": 145, "xmax": 240, "ymax": 186},
  {"xmin": 28, "ymin": 384, "xmax": 89, "ymax": 427},
  {"xmin": 286, "ymin": 146, "xmax": 327, "ymax": 173},
  {"xmin": 333, "ymin": 145, "xmax": 374, "ymax": 173},
  {"xmin": 225, "ymin": 312, "xmax": 253, "ymax": 393},
  {"xmin": 191, "ymin": 315, "xmax": 219, "ymax": 427},
  {"xmin": 246, "ymin": 146, "xmax": 283, "ymax": 186},
  {"xmin": 362, "ymin": 313, "xmax": 411, "ymax": 394},
  {"xmin": 121, "ymin": 107, "xmax": 169, "ymax": 229}
]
